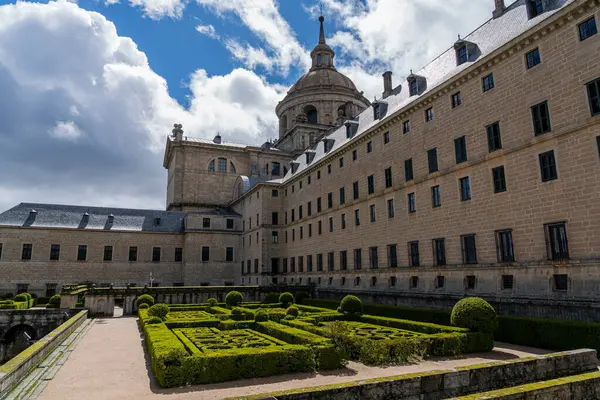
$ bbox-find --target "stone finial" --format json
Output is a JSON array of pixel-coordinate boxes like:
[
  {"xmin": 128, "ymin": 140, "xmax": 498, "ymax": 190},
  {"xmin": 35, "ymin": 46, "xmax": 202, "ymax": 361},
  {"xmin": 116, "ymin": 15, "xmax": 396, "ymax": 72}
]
[
  {"xmin": 493, "ymin": 0, "xmax": 506, "ymax": 18},
  {"xmin": 172, "ymin": 123, "xmax": 183, "ymax": 141},
  {"xmin": 213, "ymin": 133, "xmax": 222, "ymax": 144}
]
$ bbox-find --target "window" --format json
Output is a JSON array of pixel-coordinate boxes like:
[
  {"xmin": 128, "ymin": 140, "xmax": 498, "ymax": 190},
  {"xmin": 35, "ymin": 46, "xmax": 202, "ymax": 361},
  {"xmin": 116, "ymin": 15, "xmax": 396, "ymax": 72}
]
[
  {"xmin": 317, "ymin": 170, "xmax": 321, "ymax": 179},
  {"xmin": 425, "ymin": 107, "xmax": 434, "ymax": 122},
  {"xmin": 433, "ymin": 238, "xmax": 446, "ymax": 266},
  {"xmin": 175, "ymin": 247, "xmax": 183, "ymax": 262},
  {"xmin": 432, "ymin": 186, "xmax": 441, "ymax": 208},
  {"xmin": 300, "ymin": 226, "xmax": 303, "ymax": 239},
  {"xmin": 202, "ymin": 247, "xmax": 210, "ymax": 262},
  {"xmin": 254, "ymin": 259, "xmax": 259, "ymax": 273},
  {"xmin": 502, "ymin": 275, "xmax": 514, "ymax": 290},
  {"xmin": 151, "ymin": 247, "xmax": 161, "ymax": 262},
  {"xmin": 308, "ymin": 202, "xmax": 312, "ymax": 217},
  {"xmin": 327, "ymin": 193, "xmax": 333, "ymax": 208},
  {"xmin": 272, "ymin": 231, "xmax": 279, "ymax": 243},
  {"xmin": 482, "ymin": 73, "xmax": 494, "ymax": 92},
  {"xmin": 317, "ymin": 197, "xmax": 322, "ymax": 212},
  {"xmin": 203, "ymin": 218, "xmax": 211, "ymax": 229},
  {"xmin": 495, "ymin": 230, "xmax": 514, "ymax": 262},
  {"xmin": 410, "ymin": 276, "xmax": 419, "ymax": 289},
  {"xmin": 350, "ymin": 150, "xmax": 357, "ymax": 162},
  {"xmin": 354, "ymin": 209, "xmax": 360, "ymax": 226},
  {"xmin": 492, "ymin": 166, "xmax": 507, "ymax": 193},
  {"xmin": 328, "ymin": 164, "xmax": 331, "ymax": 174},
  {"xmin": 341, "ymin": 214, "xmax": 346, "ymax": 229},
  {"xmin": 427, "ymin": 148, "xmax": 438, "ymax": 173},
  {"xmin": 340, "ymin": 250, "xmax": 348, "ymax": 270},
  {"xmin": 298, "ymin": 256, "xmax": 304, "ymax": 272},
  {"xmin": 525, "ymin": 48, "xmax": 541, "ymax": 69},
  {"xmin": 454, "ymin": 136, "xmax": 467, "ymax": 164},
  {"xmin": 104, "ymin": 246, "xmax": 113, "ymax": 261},
  {"xmin": 218, "ymin": 158, "xmax": 227, "ymax": 173},
  {"xmin": 466, "ymin": 275, "xmax": 476, "ymax": 290},
  {"xmin": 77, "ymin": 245, "xmax": 87, "ymax": 261},
  {"xmin": 527, "ymin": 0, "xmax": 544, "ymax": 18},
  {"xmin": 354, "ymin": 249, "xmax": 362, "ymax": 269},
  {"xmin": 354, "ymin": 181, "xmax": 360, "ymax": 199},
  {"xmin": 340, "ymin": 277, "xmax": 345, "ymax": 286},
  {"xmin": 17, "ymin": 284, "xmax": 29, "ymax": 294},
  {"xmin": 329, "ymin": 217, "xmax": 333, "ymax": 232},
  {"xmin": 226, "ymin": 219, "xmax": 234, "ymax": 229},
  {"xmin": 486, "ymin": 122, "xmax": 502, "ymax": 152},
  {"xmin": 579, "ymin": 16, "xmax": 597, "ymax": 41},
  {"xmin": 226, "ymin": 247, "xmax": 234, "ymax": 262},
  {"xmin": 339, "ymin": 187, "xmax": 345, "ymax": 205},
  {"xmin": 408, "ymin": 193, "xmax": 416, "ymax": 213},
  {"xmin": 50, "ymin": 244, "xmax": 60, "ymax": 261},
  {"xmin": 22, "ymin": 244, "xmax": 32, "ymax": 260},
  {"xmin": 309, "ymin": 224, "xmax": 312, "ymax": 237},
  {"xmin": 354, "ymin": 277, "xmax": 361, "ymax": 287},
  {"xmin": 370, "ymin": 276, "xmax": 377, "ymax": 287},
  {"xmin": 299, "ymin": 205, "xmax": 303, "ymax": 219},
  {"xmin": 292, "ymin": 229, "xmax": 295, "ymax": 241},
  {"xmin": 328, "ymin": 252, "xmax": 335, "ymax": 271},
  {"xmin": 405, "ymin": 159, "xmax": 414, "ymax": 181},
  {"xmin": 456, "ymin": 46, "xmax": 468, "ymax": 65},
  {"xmin": 539, "ymin": 150, "xmax": 558, "ymax": 182},
  {"xmin": 409, "ymin": 241, "xmax": 420, "ymax": 267},
  {"xmin": 318, "ymin": 220, "xmax": 322, "ymax": 235},
  {"xmin": 409, "ymin": 79, "xmax": 418, "ymax": 96},
  {"xmin": 129, "ymin": 246, "xmax": 137, "ymax": 262},
  {"xmin": 553, "ymin": 274, "xmax": 568, "ymax": 291},
  {"xmin": 208, "ymin": 160, "xmax": 215, "ymax": 172},
  {"xmin": 367, "ymin": 175, "xmax": 375, "ymax": 195},
  {"xmin": 545, "ymin": 222, "xmax": 569, "ymax": 260},
  {"xmin": 367, "ymin": 141, "xmax": 373, "ymax": 153},
  {"xmin": 308, "ymin": 176, "xmax": 311, "ymax": 185},
  {"xmin": 45, "ymin": 283, "xmax": 58, "ymax": 298},
  {"xmin": 291, "ymin": 210, "xmax": 295, "ymax": 222},
  {"xmin": 339, "ymin": 157, "xmax": 344, "ymax": 168},
  {"xmin": 587, "ymin": 78, "xmax": 600, "ymax": 116},
  {"xmin": 317, "ymin": 253, "xmax": 323, "ymax": 271},
  {"xmin": 459, "ymin": 177, "xmax": 471, "ymax": 201},
  {"xmin": 389, "ymin": 276, "xmax": 397, "ymax": 287},
  {"xmin": 436, "ymin": 275, "xmax": 445, "ymax": 289},
  {"xmin": 0, "ymin": 243, "xmax": 2, "ymax": 260},
  {"xmin": 387, "ymin": 199, "xmax": 395, "ymax": 218},
  {"xmin": 403, "ymin": 120, "xmax": 410, "ymax": 134},
  {"xmin": 307, "ymin": 255, "xmax": 313, "ymax": 272},
  {"xmin": 388, "ymin": 244, "xmax": 398, "ymax": 268},
  {"xmin": 271, "ymin": 189, "xmax": 279, "ymax": 198},
  {"xmin": 292, "ymin": 185, "xmax": 295, "ymax": 193},
  {"xmin": 384, "ymin": 167, "xmax": 393, "ymax": 188},
  {"xmin": 532, "ymin": 101, "xmax": 551, "ymax": 135},
  {"xmin": 451, "ymin": 92, "xmax": 462, "ymax": 108},
  {"xmin": 384, "ymin": 132, "xmax": 390, "ymax": 144},
  {"xmin": 369, "ymin": 247, "xmax": 378, "ymax": 268},
  {"xmin": 369, "ymin": 205, "xmax": 376, "ymax": 223},
  {"xmin": 247, "ymin": 259, "xmax": 252, "ymax": 274},
  {"xmin": 272, "ymin": 162, "xmax": 281, "ymax": 176},
  {"xmin": 461, "ymin": 235, "xmax": 477, "ymax": 264}
]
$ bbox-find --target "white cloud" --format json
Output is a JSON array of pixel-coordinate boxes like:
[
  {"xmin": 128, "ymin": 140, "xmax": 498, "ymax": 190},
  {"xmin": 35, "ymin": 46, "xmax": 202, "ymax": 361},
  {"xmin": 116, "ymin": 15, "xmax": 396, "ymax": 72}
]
[
  {"xmin": 0, "ymin": 1, "xmax": 283, "ymax": 213},
  {"xmin": 48, "ymin": 120, "xmax": 82, "ymax": 140},
  {"xmin": 127, "ymin": 0, "xmax": 187, "ymax": 19},
  {"xmin": 195, "ymin": 23, "xmax": 219, "ymax": 39}
]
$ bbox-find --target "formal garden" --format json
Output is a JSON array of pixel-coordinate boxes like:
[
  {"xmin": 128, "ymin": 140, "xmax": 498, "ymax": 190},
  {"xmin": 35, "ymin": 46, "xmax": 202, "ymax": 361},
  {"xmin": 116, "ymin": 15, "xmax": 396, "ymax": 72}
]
[{"xmin": 137, "ymin": 291, "xmax": 498, "ymax": 388}]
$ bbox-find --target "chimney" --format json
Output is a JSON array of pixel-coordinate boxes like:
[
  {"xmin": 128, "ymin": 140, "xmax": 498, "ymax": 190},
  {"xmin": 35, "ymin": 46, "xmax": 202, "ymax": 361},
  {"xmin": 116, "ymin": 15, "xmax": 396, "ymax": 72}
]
[
  {"xmin": 493, "ymin": 0, "xmax": 505, "ymax": 18},
  {"xmin": 382, "ymin": 71, "xmax": 393, "ymax": 98},
  {"xmin": 213, "ymin": 133, "xmax": 222, "ymax": 144}
]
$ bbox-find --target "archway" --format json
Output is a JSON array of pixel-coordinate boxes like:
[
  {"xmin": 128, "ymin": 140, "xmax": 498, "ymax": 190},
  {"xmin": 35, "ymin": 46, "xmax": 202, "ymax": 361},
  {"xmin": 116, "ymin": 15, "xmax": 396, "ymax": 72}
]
[
  {"xmin": 304, "ymin": 105, "xmax": 318, "ymax": 124},
  {"xmin": 1, "ymin": 324, "xmax": 37, "ymax": 363}
]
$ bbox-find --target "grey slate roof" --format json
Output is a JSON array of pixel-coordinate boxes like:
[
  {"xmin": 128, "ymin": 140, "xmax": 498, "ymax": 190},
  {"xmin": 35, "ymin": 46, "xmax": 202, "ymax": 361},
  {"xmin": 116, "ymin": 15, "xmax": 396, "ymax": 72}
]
[
  {"xmin": 0, "ymin": 203, "xmax": 189, "ymax": 232},
  {"xmin": 281, "ymin": 0, "xmax": 574, "ymax": 183}
]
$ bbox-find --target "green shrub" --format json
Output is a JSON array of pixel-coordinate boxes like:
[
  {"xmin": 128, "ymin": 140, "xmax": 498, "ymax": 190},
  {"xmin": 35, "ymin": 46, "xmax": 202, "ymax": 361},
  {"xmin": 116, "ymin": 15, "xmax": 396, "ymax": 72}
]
[
  {"xmin": 147, "ymin": 316, "xmax": 163, "ymax": 325},
  {"xmin": 255, "ymin": 308, "xmax": 268, "ymax": 322},
  {"xmin": 139, "ymin": 303, "xmax": 150, "ymax": 309},
  {"xmin": 284, "ymin": 315, "xmax": 297, "ymax": 321},
  {"xmin": 295, "ymin": 291, "xmax": 309, "ymax": 304},
  {"xmin": 217, "ymin": 314, "xmax": 230, "ymax": 321},
  {"xmin": 339, "ymin": 295, "xmax": 363, "ymax": 316},
  {"xmin": 14, "ymin": 293, "xmax": 28, "ymax": 303},
  {"xmin": 207, "ymin": 298, "xmax": 218, "ymax": 308},
  {"xmin": 451, "ymin": 297, "xmax": 498, "ymax": 333},
  {"xmin": 267, "ymin": 309, "xmax": 287, "ymax": 322},
  {"xmin": 148, "ymin": 304, "xmax": 170, "ymax": 321},
  {"xmin": 230, "ymin": 308, "xmax": 245, "ymax": 321},
  {"xmin": 279, "ymin": 292, "xmax": 294, "ymax": 306},
  {"xmin": 136, "ymin": 294, "xmax": 155, "ymax": 308},
  {"xmin": 264, "ymin": 293, "xmax": 280, "ymax": 304},
  {"xmin": 286, "ymin": 306, "xmax": 299, "ymax": 317},
  {"xmin": 225, "ymin": 291, "xmax": 243, "ymax": 307},
  {"xmin": 49, "ymin": 294, "xmax": 61, "ymax": 306}
]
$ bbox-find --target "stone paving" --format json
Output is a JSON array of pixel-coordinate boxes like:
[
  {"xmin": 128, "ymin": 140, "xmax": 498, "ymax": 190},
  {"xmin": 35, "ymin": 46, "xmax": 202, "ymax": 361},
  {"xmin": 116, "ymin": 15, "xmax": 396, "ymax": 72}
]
[{"xmin": 33, "ymin": 314, "xmax": 553, "ymax": 400}]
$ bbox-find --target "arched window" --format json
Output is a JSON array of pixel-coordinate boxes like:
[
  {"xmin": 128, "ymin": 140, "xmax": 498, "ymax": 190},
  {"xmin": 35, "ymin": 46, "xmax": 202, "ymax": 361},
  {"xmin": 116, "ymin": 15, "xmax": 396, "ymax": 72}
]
[
  {"xmin": 280, "ymin": 115, "xmax": 288, "ymax": 135},
  {"xmin": 218, "ymin": 158, "xmax": 227, "ymax": 173},
  {"xmin": 305, "ymin": 105, "xmax": 318, "ymax": 124},
  {"xmin": 317, "ymin": 54, "xmax": 322, "ymax": 65},
  {"xmin": 208, "ymin": 160, "xmax": 215, "ymax": 172},
  {"xmin": 230, "ymin": 162, "xmax": 236, "ymax": 173}
]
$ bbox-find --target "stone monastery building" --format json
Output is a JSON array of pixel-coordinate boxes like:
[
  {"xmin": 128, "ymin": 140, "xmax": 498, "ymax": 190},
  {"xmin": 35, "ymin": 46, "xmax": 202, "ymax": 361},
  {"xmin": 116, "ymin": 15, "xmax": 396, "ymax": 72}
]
[{"xmin": 1, "ymin": 0, "xmax": 600, "ymax": 306}]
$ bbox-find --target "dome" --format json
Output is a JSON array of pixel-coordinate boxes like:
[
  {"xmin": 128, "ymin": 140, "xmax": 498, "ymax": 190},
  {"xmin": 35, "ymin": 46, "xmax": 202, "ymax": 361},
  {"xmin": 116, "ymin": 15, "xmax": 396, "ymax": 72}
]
[{"xmin": 288, "ymin": 68, "xmax": 359, "ymax": 94}]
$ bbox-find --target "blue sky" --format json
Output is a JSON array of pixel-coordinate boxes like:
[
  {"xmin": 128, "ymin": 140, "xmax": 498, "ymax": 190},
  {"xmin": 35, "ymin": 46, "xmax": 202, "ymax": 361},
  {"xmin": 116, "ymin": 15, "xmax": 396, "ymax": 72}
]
[{"xmin": 0, "ymin": 0, "xmax": 495, "ymax": 211}]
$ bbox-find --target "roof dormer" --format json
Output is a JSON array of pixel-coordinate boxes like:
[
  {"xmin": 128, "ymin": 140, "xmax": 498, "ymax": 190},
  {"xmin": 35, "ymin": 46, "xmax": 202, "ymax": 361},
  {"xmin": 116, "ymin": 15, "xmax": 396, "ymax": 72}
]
[
  {"xmin": 323, "ymin": 138, "xmax": 335, "ymax": 153},
  {"xmin": 527, "ymin": 0, "xmax": 546, "ymax": 19},
  {"xmin": 290, "ymin": 161, "xmax": 300, "ymax": 174},
  {"xmin": 372, "ymin": 99, "xmax": 388, "ymax": 120},
  {"xmin": 345, "ymin": 120, "xmax": 359, "ymax": 139},
  {"xmin": 305, "ymin": 150, "xmax": 316, "ymax": 164},
  {"xmin": 454, "ymin": 35, "xmax": 480, "ymax": 66},
  {"xmin": 407, "ymin": 71, "xmax": 427, "ymax": 97}
]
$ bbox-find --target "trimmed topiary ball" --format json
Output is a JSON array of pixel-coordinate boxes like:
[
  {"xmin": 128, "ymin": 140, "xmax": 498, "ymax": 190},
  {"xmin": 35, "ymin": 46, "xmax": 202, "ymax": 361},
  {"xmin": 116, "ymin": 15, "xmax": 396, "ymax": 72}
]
[
  {"xmin": 279, "ymin": 292, "xmax": 294, "ymax": 306},
  {"xmin": 230, "ymin": 307, "xmax": 245, "ymax": 321},
  {"xmin": 339, "ymin": 295, "xmax": 363, "ymax": 316},
  {"xmin": 451, "ymin": 297, "xmax": 498, "ymax": 333},
  {"xmin": 147, "ymin": 316, "xmax": 163, "ymax": 325},
  {"xmin": 283, "ymin": 314, "xmax": 297, "ymax": 321},
  {"xmin": 138, "ymin": 303, "xmax": 149, "ymax": 309},
  {"xmin": 225, "ymin": 291, "xmax": 243, "ymax": 307},
  {"xmin": 14, "ymin": 293, "xmax": 28, "ymax": 303},
  {"xmin": 264, "ymin": 293, "xmax": 280, "ymax": 304},
  {"xmin": 255, "ymin": 308, "xmax": 268, "ymax": 322},
  {"xmin": 148, "ymin": 303, "xmax": 169, "ymax": 320},
  {"xmin": 207, "ymin": 298, "xmax": 218, "ymax": 308},
  {"xmin": 286, "ymin": 306, "xmax": 299, "ymax": 317},
  {"xmin": 136, "ymin": 294, "xmax": 154, "ymax": 308},
  {"xmin": 49, "ymin": 294, "xmax": 61, "ymax": 306}
]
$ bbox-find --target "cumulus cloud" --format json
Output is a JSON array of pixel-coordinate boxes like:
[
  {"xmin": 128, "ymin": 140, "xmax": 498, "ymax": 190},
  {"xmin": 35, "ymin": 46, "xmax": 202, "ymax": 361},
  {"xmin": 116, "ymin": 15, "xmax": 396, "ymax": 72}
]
[
  {"xmin": 127, "ymin": 0, "xmax": 187, "ymax": 19},
  {"xmin": 195, "ymin": 23, "xmax": 219, "ymax": 39},
  {"xmin": 0, "ymin": 1, "xmax": 283, "ymax": 213}
]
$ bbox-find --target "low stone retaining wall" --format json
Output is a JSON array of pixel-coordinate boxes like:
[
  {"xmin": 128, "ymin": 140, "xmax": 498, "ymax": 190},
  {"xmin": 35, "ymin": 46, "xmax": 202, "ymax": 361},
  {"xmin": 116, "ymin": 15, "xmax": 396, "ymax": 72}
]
[
  {"xmin": 229, "ymin": 349, "xmax": 598, "ymax": 400},
  {"xmin": 0, "ymin": 309, "xmax": 88, "ymax": 394}
]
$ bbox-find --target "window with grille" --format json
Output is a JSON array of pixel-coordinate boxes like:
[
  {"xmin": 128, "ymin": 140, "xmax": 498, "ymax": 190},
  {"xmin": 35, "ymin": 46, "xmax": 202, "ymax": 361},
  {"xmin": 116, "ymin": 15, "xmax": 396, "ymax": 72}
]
[
  {"xmin": 327, "ymin": 193, "xmax": 333, "ymax": 208},
  {"xmin": 436, "ymin": 275, "xmax": 445, "ymax": 288},
  {"xmin": 384, "ymin": 167, "xmax": 393, "ymax": 188},
  {"xmin": 502, "ymin": 274, "xmax": 514, "ymax": 290},
  {"xmin": 545, "ymin": 222, "xmax": 569, "ymax": 260},
  {"xmin": 22, "ymin": 244, "xmax": 32, "ymax": 260},
  {"xmin": 45, "ymin": 283, "xmax": 58, "ymax": 298},
  {"xmin": 341, "ymin": 214, "xmax": 346, "ymax": 229},
  {"xmin": 461, "ymin": 235, "xmax": 477, "ymax": 264},
  {"xmin": 317, "ymin": 197, "xmax": 322, "ymax": 212},
  {"xmin": 129, "ymin": 246, "xmax": 137, "ymax": 262},
  {"xmin": 339, "ymin": 187, "xmax": 345, "ymax": 205},
  {"xmin": 152, "ymin": 247, "xmax": 161, "ymax": 262},
  {"xmin": 387, "ymin": 199, "xmax": 395, "ymax": 218},
  {"xmin": 410, "ymin": 276, "xmax": 419, "ymax": 289},
  {"xmin": 433, "ymin": 238, "xmax": 446, "ymax": 266},
  {"xmin": 390, "ymin": 276, "xmax": 397, "ymax": 287},
  {"xmin": 482, "ymin": 73, "xmax": 494, "ymax": 92},
  {"xmin": 403, "ymin": 120, "xmax": 410, "ymax": 134},
  {"xmin": 329, "ymin": 217, "xmax": 334, "ymax": 232},
  {"xmin": 354, "ymin": 249, "xmax": 362, "ymax": 270},
  {"xmin": 487, "ymin": 122, "xmax": 502, "ymax": 152},
  {"xmin": 466, "ymin": 275, "xmax": 476, "ymax": 290},
  {"xmin": 432, "ymin": 186, "xmax": 441, "ymax": 208},
  {"xmin": 525, "ymin": 48, "xmax": 541, "ymax": 69},
  {"xmin": 355, "ymin": 181, "xmax": 361, "ymax": 198},
  {"xmin": 409, "ymin": 241, "xmax": 420, "ymax": 267},
  {"xmin": 367, "ymin": 141, "xmax": 373, "ymax": 153},
  {"xmin": 388, "ymin": 244, "xmax": 398, "ymax": 268},
  {"xmin": 203, "ymin": 218, "xmax": 210, "ymax": 228},
  {"xmin": 369, "ymin": 246, "xmax": 378, "ymax": 268},
  {"xmin": 455, "ymin": 136, "xmax": 467, "ymax": 164},
  {"xmin": 460, "ymin": 177, "xmax": 471, "ymax": 201},
  {"xmin": 532, "ymin": 101, "xmax": 551, "ymax": 135},
  {"xmin": 340, "ymin": 250, "xmax": 348, "ymax": 270},
  {"xmin": 328, "ymin": 252, "xmax": 335, "ymax": 271},
  {"xmin": 202, "ymin": 246, "xmax": 210, "ymax": 262},
  {"xmin": 226, "ymin": 247, "xmax": 234, "ymax": 262},
  {"xmin": 104, "ymin": 246, "xmax": 113, "ymax": 261},
  {"xmin": 175, "ymin": 247, "xmax": 183, "ymax": 262},
  {"xmin": 408, "ymin": 193, "xmax": 416, "ymax": 213},
  {"xmin": 405, "ymin": 159, "xmax": 413, "ymax": 181},
  {"xmin": 307, "ymin": 255, "xmax": 313, "ymax": 272},
  {"xmin": 539, "ymin": 150, "xmax": 557, "ymax": 182},
  {"xmin": 50, "ymin": 244, "xmax": 60, "ymax": 261},
  {"xmin": 370, "ymin": 276, "xmax": 377, "ymax": 287},
  {"xmin": 354, "ymin": 209, "xmax": 360, "ymax": 226},
  {"xmin": 427, "ymin": 148, "xmax": 438, "ymax": 173},
  {"xmin": 367, "ymin": 175, "xmax": 374, "ymax": 194},
  {"xmin": 370, "ymin": 205, "xmax": 376, "ymax": 223},
  {"xmin": 317, "ymin": 254, "xmax": 323, "ymax": 271},
  {"xmin": 451, "ymin": 91, "xmax": 462, "ymax": 107},
  {"xmin": 587, "ymin": 78, "xmax": 600, "ymax": 116},
  {"xmin": 425, "ymin": 107, "xmax": 434, "ymax": 122},
  {"xmin": 456, "ymin": 46, "xmax": 468, "ymax": 65},
  {"xmin": 217, "ymin": 158, "xmax": 227, "ymax": 172},
  {"xmin": 77, "ymin": 245, "xmax": 87, "ymax": 261},
  {"xmin": 495, "ymin": 230, "xmax": 514, "ymax": 262},
  {"xmin": 527, "ymin": 0, "xmax": 544, "ymax": 18},
  {"xmin": 553, "ymin": 274, "xmax": 568, "ymax": 291},
  {"xmin": 579, "ymin": 16, "xmax": 597, "ymax": 41}
]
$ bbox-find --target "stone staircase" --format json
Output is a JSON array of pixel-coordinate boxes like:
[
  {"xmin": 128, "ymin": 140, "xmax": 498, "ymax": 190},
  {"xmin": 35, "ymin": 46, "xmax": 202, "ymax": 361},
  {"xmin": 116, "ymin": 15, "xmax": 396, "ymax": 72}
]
[{"xmin": 1, "ymin": 318, "xmax": 94, "ymax": 400}]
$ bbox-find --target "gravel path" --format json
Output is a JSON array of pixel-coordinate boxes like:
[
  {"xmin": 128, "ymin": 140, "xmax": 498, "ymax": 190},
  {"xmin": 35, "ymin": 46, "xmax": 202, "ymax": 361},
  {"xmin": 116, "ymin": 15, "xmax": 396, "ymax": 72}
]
[{"xmin": 38, "ymin": 316, "xmax": 549, "ymax": 400}]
